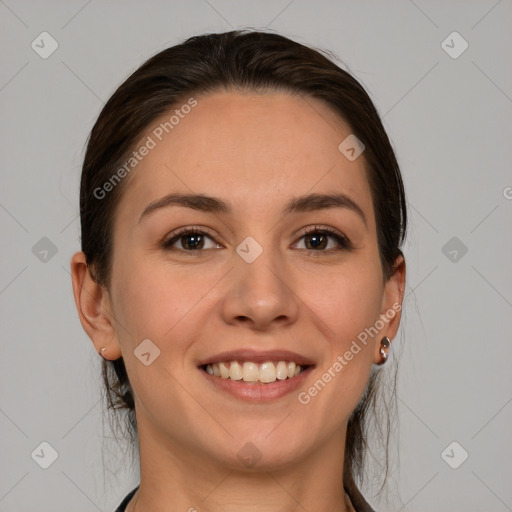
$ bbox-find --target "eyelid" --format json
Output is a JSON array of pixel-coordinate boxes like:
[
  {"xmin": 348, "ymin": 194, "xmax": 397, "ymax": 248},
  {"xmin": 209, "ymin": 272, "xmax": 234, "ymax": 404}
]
[
  {"xmin": 294, "ymin": 224, "xmax": 351, "ymax": 250},
  {"xmin": 297, "ymin": 224, "xmax": 347, "ymax": 238},
  {"xmin": 166, "ymin": 225, "xmax": 218, "ymax": 239}
]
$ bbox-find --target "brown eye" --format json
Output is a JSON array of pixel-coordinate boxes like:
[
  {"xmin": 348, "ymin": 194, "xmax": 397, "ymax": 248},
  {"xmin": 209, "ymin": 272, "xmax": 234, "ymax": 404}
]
[
  {"xmin": 295, "ymin": 227, "xmax": 351, "ymax": 251},
  {"xmin": 304, "ymin": 232, "xmax": 328, "ymax": 250},
  {"xmin": 163, "ymin": 230, "xmax": 220, "ymax": 251}
]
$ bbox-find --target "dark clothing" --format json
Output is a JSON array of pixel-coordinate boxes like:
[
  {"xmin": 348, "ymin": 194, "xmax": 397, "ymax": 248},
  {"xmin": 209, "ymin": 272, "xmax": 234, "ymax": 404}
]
[
  {"xmin": 115, "ymin": 485, "xmax": 376, "ymax": 511},
  {"xmin": 115, "ymin": 486, "xmax": 138, "ymax": 512}
]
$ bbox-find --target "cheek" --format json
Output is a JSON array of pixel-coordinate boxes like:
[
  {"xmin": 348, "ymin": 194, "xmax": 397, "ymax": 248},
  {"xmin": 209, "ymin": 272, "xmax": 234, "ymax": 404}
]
[
  {"xmin": 112, "ymin": 269, "xmax": 184, "ymax": 344},
  {"xmin": 307, "ymin": 264, "xmax": 382, "ymax": 338},
  {"xmin": 113, "ymin": 275, "xmax": 168, "ymax": 343},
  {"xmin": 296, "ymin": 266, "xmax": 383, "ymax": 423},
  {"xmin": 111, "ymin": 253, "xmax": 223, "ymax": 348},
  {"xmin": 109, "ymin": 258, "xmax": 205, "ymax": 408},
  {"xmin": 299, "ymin": 257, "xmax": 383, "ymax": 387}
]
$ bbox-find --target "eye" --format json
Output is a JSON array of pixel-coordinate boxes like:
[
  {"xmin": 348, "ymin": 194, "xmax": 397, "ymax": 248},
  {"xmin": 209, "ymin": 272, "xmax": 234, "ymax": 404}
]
[
  {"xmin": 162, "ymin": 227, "xmax": 222, "ymax": 251},
  {"xmin": 293, "ymin": 226, "xmax": 351, "ymax": 252},
  {"xmin": 162, "ymin": 225, "xmax": 351, "ymax": 253}
]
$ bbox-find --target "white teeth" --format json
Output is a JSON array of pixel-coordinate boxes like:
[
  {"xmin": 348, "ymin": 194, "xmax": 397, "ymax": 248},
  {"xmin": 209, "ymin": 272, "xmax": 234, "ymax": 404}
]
[
  {"xmin": 229, "ymin": 361, "xmax": 243, "ymax": 380},
  {"xmin": 242, "ymin": 362, "xmax": 259, "ymax": 381},
  {"xmin": 259, "ymin": 362, "xmax": 276, "ymax": 383},
  {"xmin": 276, "ymin": 361, "xmax": 288, "ymax": 380},
  {"xmin": 204, "ymin": 360, "xmax": 307, "ymax": 383},
  {"xmin": 219, "ymin": 361, "xmax": 230, "ymax": 379}
]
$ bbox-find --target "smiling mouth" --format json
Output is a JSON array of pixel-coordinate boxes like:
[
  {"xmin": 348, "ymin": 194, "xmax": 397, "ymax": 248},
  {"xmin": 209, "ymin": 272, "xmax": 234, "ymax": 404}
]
[{"xmin": 201, "ymin": 360, "xmax": 310, "ymax": 384}]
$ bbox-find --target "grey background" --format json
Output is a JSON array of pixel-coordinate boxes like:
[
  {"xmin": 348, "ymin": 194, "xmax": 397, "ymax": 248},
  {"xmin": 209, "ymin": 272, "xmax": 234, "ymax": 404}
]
[{"xmin": 1, "ymin": 1, "xmax": 511, "ymax": 511}]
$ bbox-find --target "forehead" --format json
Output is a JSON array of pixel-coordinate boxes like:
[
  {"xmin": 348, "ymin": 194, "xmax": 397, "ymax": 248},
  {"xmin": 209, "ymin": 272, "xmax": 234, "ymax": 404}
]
[{"xmin": 116, "ymin": 90, "xmax": 374, "ymax": 224}]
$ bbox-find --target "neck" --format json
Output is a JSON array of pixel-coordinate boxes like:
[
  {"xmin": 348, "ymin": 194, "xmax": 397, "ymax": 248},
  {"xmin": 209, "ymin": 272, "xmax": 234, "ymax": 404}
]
[{"xmin": 127, "ymin": 420, "xmax": 352, "ymax": 512}]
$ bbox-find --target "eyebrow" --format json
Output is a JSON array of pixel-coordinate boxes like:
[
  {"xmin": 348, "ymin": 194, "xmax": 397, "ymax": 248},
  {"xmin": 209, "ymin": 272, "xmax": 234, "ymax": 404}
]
[{"xmin": 138, "ymin": 192, "xmax": 367, "ymax": 226}]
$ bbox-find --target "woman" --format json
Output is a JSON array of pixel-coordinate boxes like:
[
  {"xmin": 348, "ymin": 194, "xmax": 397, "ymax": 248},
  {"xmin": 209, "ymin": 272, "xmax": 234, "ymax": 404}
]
[{"xmin": 71, "ymin": 30, "xmax": 406, "ymax": 512}]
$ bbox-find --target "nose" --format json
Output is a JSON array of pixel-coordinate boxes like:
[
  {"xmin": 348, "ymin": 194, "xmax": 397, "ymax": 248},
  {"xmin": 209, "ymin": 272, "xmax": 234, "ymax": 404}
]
[{"xmin": 221, "ymin": 246, "xmax": 300, "ymax": 331}]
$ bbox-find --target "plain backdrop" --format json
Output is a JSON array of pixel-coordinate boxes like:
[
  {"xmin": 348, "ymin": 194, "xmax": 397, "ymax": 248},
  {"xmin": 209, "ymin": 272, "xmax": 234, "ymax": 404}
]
[{"xmin": 1, "ymin": 1, "xmax": 511, "ymax": 511}]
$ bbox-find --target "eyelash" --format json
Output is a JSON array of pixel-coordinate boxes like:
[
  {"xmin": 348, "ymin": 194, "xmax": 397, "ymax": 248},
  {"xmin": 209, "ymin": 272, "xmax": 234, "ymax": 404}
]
[{"xmin": 162, "ymin": 225, "xmax": 351, "ymax": 254}]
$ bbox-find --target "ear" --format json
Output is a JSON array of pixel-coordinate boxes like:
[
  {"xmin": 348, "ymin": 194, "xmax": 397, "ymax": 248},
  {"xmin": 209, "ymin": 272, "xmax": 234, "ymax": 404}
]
[
  {"xmin": 70, "ymin": 251, "xmax": 122, "ymax": 360},
  {"xmin": 373, "ymin": 254, "xmax": 406, "ymax": 364}
]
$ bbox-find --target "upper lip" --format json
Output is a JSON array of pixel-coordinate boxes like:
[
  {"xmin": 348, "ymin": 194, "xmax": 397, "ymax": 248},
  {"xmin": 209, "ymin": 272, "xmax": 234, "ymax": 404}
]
[{"xmin": 197, "ymin": 349, "xmax": 315, "ymax": 367}]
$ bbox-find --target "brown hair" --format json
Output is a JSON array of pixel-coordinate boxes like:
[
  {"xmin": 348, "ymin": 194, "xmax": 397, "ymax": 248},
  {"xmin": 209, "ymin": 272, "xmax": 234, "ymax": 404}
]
[{"xmin": 80, "ymin": 29, "xmax": 406, "ymax": 498}]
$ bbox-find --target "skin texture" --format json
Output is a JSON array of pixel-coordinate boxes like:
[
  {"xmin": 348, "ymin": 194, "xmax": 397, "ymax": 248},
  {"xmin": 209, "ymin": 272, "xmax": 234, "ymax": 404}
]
[{"xmin": 71, "ymin": 91, "xmax": 405, "ymax": 512}]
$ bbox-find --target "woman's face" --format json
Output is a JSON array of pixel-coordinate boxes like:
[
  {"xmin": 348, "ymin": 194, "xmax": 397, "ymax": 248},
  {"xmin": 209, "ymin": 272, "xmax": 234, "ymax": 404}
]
[{"xmin": 85, "ymin": 91, "xmax": 404, "ymax": 471}]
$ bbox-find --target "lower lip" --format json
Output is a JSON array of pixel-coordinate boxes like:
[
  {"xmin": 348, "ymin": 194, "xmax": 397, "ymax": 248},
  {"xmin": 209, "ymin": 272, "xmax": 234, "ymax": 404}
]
[{"xmin": 200, "ymin": 366, "xmax": 314, "ymax": 402}]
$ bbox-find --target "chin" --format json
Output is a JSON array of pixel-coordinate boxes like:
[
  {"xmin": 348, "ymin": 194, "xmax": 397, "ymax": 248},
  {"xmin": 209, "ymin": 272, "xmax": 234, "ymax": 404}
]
[{"xmin": 207, "ymin": 431, "xmax": 313, "ymax": 473}]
